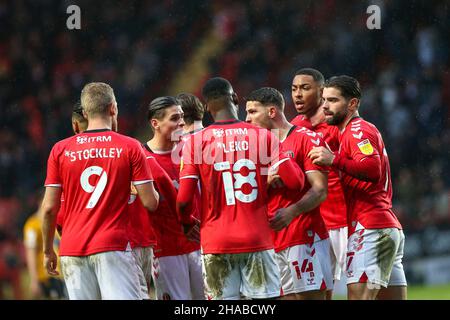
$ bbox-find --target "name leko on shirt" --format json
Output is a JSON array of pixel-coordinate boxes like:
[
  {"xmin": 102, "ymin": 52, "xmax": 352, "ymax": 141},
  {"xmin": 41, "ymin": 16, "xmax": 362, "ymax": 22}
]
[
  {"xmin": 216, "ymin": 141, "xmax": 249, "ymax": 153},
  {"xmin": 64, "ymin": 148, "xmax": 123, "ymax": 162}
]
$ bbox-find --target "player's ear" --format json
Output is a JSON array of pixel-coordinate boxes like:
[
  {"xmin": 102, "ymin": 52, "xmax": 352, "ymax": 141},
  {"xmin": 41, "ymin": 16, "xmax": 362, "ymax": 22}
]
[
  {"xmin": 150, "ymin": 118, "xmax": 159, "ymax": 131},
  {"xmin": 108, "ymin": 102, "xmax": 117, "ymax": 116},
  {"xmin": 268, "ymin": 106, "xmax": 277, "ymax": 119},
  {"xmin": 72, "ymin": 120, "xmax": 80, "ymax": 134},
  {"xmin": 349, "ymin": 98, "xmax": 359, "ymax": 111},
  {"xmin": 232, "ymin": 92, "xmax": 239, "ymax": 106}
]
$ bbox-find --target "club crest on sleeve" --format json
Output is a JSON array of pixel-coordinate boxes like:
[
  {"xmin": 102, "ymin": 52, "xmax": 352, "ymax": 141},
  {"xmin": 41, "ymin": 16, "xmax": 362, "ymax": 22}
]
[
  {"xmin": 357, "ymin": 139, "xmax": 374, "ymax": 155},
  {"xmin": 284, "ymin": 150, "xmax": 295, "ymax": 158}
]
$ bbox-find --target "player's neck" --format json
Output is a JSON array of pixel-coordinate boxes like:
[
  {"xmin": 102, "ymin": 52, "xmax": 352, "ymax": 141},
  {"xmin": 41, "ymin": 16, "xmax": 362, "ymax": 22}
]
[
  {"xmin": 310, "ymin": 103, "xmax": 326, "ymax": 126},
  {"xmin": 183, "ymin": 123, "xmax": 203, "ymax": 134},
  {"xmin": 302, "ymin": 101, "xmax": 325, "ymax": 126},
  {"xmin": 212, "ymin": 107, "xmax": 238, "ymax": 122},
  {"xmin": 147, "ymin": 136, "xmax": 175, "ymax": 152},
  {"xmin": 339, "ymin": 111, "xmax": 361, "ymax": 131},
  {"xmin": 273, "ymin": 116, "xmax": 293, "ymax": 141},
  {"xmin": 86, "ymin": 118, "xmax": 112, "ymax": 131}
]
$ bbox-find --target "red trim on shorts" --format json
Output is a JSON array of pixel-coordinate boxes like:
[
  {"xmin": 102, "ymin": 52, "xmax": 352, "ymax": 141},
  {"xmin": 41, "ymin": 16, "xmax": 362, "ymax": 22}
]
[
  {"xmin": 320, "ymin": 279, "xmax": 327, "ymax": 291},
  {"xmin": 359, "ymin": 272, "xmax": 368, "ymax": 283}
]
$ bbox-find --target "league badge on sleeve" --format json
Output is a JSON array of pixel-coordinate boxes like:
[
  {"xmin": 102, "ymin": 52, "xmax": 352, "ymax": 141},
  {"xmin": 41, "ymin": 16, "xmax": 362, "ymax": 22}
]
[{"xmin": 357, "ymin": 139, "xmax": 374, "ymax": 155}]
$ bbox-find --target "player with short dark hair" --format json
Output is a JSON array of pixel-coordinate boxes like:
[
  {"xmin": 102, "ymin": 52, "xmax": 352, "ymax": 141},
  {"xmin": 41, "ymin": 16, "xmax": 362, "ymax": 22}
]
[
  {"xmin": 246, "ymin": 87, "xmax": 332, "ymax": 300},
  {"xmin": 56, "ymin": 102, "xmax": 89, "ymax": 236},
  {"xmin": 176, "ymin": 93, "xmax": 205, "ymax": 134},
  {"xmin": 40, "ymin": 82, "xmax": 159, "ymax": 300},
  {"xmin": 177, "ymin": 77, "xmax": 304, "ymax": 300},
  {"xmin": 291, "ymin": 68, "xmax": 348, "ymax": 298},
  {"xmin": 144, "ymin": 96, "xmax": 204, "ymax": 300},
  {"xmin": 308, "ymin": 75, "xmax": 407, "ymax": 300}
]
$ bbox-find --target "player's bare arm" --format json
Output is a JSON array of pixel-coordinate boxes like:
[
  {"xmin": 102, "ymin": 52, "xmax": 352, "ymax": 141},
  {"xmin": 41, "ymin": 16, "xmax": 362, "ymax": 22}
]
[
  {"xmin": 135, "ymin": 181, "xmax": 159, "ymax": 212},
  {"xmin": 270, "ymin": 171, "xmax": 328, "ymax": 231},
  {"xmin": 40, "ymin": 186, "xmax": 62, "ymax": 276}
]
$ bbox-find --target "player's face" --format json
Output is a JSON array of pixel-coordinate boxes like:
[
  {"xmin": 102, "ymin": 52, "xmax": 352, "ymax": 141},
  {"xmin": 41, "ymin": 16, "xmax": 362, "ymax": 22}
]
[
  {"xmin": 322, "ymin": 87, "xmax": 349, "ymax": 125},
  {"xmin": 291, "ymin": 75, "xmax": 322, "ymax": 117},
  {"xmin": 245, "ymin": 101, "xmax": 272, "ymax": 129},
  {"xmin": 157, "ymin": 105, "xmax": 185, "ymax": 142}
]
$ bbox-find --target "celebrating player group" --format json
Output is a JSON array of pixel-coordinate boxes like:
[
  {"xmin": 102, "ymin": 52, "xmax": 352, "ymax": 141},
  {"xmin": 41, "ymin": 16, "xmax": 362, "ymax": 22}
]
[{"xmin": 39, "ymin": 68, "xmax": 407, "ymax": 300}]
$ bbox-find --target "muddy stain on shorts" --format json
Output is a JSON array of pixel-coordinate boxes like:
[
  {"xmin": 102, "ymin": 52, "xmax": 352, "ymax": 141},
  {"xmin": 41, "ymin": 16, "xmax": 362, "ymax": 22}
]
[
  {"xmin": 204, "ymin": 254, "xmax": 234, "ymax": 298},
  {"xmin": 376, "ymin": 230, "xmax": 397, "ymax": 282},
  {"xmin": 243, "ymin": 253, "xmax": 266, "ymax": 289},
  {"xmin": 61, "ymin": 256, "xmax": 83, "ymax": 280}
]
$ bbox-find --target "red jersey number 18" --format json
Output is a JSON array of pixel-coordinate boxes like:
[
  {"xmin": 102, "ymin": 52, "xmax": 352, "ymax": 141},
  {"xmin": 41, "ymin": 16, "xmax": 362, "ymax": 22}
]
[{"xmin": 214, "ymin": 159, "xmax": 258, "ymax": 206}]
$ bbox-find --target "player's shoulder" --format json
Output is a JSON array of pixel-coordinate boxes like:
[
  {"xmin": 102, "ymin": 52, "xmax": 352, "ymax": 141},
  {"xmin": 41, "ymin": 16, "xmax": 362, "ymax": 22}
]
[
  {"xmin": 111, "ymin": 131, "xmax": 143, "ymax": 148},
  {"xmin": 293, "ymin": 125, "xmax": 320, "ymax": 138},
  {"xmin": 294, "ymin": 126, "xmax": 323, "ymax": 148},
  {"xmin": 291, "ymin": 115, "xmax": 312, "ymax": 128},
  {"xmin": 54, "ymin": 135, "xmax": 75, "ymax": 148},
  {"xmin": 344, "ymin": 118, "xmax": 379, "ymax": 140}
]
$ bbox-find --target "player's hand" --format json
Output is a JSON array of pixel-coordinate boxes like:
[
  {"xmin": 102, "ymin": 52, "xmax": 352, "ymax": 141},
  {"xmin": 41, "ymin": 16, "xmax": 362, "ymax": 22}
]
[
  {"xmin": 269, "ymin": 206, "xmax": 297, "ymax": 231},
  {"xmin": 308, "ymin": 146, "xmax": 335, "ymax": 166},
  {"xmin": 182, "ymin": 218, "xmax": 200, "ymax": 243},
  {"xmin": 43, "ymin": 250, "xmax": 59, "ymax": 276},
  {"xmin": 267, "ymin": 174, "xmax": 285, "ymax": 189}
]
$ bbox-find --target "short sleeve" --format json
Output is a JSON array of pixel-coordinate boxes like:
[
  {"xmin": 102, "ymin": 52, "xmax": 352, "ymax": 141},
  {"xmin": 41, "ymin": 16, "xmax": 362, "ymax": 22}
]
[
  {"xmin": 44, "ymin": 144, "xmax": 62, "ymax": 187},
  {"xmin": 180, "ymin": 135, "xmax": 200, "ymax": 180},
  {"xmin": 130, "ymin": 140, "xmax": 153, "ymax": 185}
]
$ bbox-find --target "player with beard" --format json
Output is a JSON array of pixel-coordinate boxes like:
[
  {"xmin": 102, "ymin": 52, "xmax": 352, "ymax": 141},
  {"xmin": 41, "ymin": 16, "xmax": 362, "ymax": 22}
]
[
  {"xmin": 291, "ymin": 68, "xmax": 348, "ymax": 298},
  {"xmin": 308, "ymin": 75, "xmax": 407, "ymax": 300}
]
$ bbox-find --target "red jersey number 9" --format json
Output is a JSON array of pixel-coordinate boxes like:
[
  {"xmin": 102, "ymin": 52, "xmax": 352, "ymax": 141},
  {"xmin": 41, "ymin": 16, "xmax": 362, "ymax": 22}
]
[{"xmin": 80, "ymin": 166, "xmax": 108, "ymax": 209}]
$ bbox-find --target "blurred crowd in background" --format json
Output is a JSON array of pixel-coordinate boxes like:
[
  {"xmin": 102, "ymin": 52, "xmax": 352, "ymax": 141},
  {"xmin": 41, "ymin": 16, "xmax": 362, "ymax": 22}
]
[{"xmin": 0, "ymin": 0, "xmax": 449, "ymax": 298}]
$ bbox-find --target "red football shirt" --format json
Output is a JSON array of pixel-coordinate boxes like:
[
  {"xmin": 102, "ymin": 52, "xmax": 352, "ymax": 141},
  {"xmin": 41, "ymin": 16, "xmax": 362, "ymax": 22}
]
[
  {"xmin": 44, "ymin": 129, "xmax": 153, "ymax": 256},
  {"xmin": 269, "ymin": 126, "xmax": 329, "ymax": 252},
  {"xmin": 291, "ymin": 115, "xmax": 347, "ymax": 230},
  {"xmin": 180, "ymin": 120, "xmax": 290, "ymax": 254},
  {"xmin": 338, "ymin": 117, "xmax": 402, "ymax": 235},
  {"xmin": 143, "ymin": 144, "xmax": 200, "ymax": 258},
  {"xmin": 127, "ymin": 179, "xmax": 157, "ymax": 249}
]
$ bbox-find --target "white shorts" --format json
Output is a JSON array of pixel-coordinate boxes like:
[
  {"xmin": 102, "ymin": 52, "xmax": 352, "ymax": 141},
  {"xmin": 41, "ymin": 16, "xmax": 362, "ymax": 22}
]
[
  {"xmin": 152, "ymin": 250, "xmax": 204, "ymax": 300},
  {"xmin": 329, "ymin": 226, "xmax": 348, "ymax": 281},
  {"xmin": 276, "ymin": 239, "xmax": 333, "ymax": 295},
  {"xmin": 132, "ymin": 246, "xmax": 154, "ymax": 299},
  {"xmin": 346, "ymin": 227, "xmax": 407, "ymax": 288},
  {"xmin": 60, "ymin": 249, "xmax": 143, "ymax": 300},
  {"xmin": 202, "ymin": 249, "xmax": 281, "ymax": 300}
]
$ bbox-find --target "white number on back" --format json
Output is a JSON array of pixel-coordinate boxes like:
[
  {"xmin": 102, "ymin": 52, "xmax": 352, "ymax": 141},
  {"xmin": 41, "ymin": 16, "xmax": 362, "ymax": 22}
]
[
  {"xmin": 80, "ymin": 166, "xmax": 108, "ymax": 208},
  {"xmin": 214, "ymin": 159, "xmax": 258, "ymax": 206}
]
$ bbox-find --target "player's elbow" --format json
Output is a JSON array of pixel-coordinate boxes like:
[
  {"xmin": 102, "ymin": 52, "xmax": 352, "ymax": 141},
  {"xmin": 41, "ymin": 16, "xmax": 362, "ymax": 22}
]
[
  {"xmin": 143, "ymin": 192, "xmax": 159, "ymax": 213},
  {"xmin": 176, "ymin": 201, "xmax": 188, "ymax": 214},
  {"xmin": 40, "ymin": 203, "xmax": 58, "ymax": 219},
  {"xmin": 359, "ymin": 168, "xmax": 381, "ymax": 182},
  {"xmin": 315, "ymin": 185, "xmax": 328, "ymax": 204}
]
